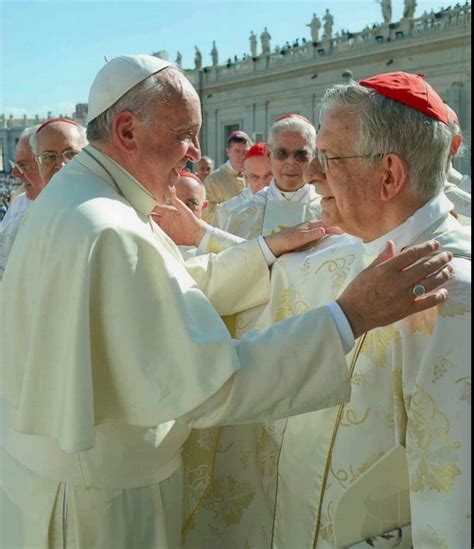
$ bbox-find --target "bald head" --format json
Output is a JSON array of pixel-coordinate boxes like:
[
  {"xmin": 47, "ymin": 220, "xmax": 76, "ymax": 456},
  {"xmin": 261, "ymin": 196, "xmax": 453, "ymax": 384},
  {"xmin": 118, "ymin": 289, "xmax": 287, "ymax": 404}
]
[
  {"xmin": 31, "ymin": 121, "xmax": 87, "ymax": 184},
  {"xmin": 175, "ymin": 174, "xmax": 208, "ymax": 218},
  {"xmin": 195, "ymin": 156, "xmax": 214, "ymax": 181}
]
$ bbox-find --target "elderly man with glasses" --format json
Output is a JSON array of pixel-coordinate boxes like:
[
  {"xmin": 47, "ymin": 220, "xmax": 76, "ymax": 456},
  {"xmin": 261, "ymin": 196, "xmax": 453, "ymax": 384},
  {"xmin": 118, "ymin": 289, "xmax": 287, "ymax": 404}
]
[
  {"xmin": 220, "ymin": 114, "xmax": 323, "ymax": 240},
  {"xmin": 1, "ymin": 126, "xmax": 43, "ymax": 279},
  {"xmin": 183, "ymin": 72, "xmax": 470, "ymax": 549},
  {"xmin": 29, "ymin": 117, "xmax": 88, "ymax": 185}
]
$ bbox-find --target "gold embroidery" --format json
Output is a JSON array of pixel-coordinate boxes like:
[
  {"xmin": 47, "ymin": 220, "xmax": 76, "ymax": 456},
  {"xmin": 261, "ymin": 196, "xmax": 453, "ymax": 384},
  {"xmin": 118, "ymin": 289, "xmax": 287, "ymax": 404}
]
[
  {"xmin": 456, "ymin": 377, "xmax": 471, "ymax": 405},
  {"xmin": 407, "ymin": 385, "xmax": 461, "ymax": 492},
  {"xmin": 427, "ymin": 525, "xmax": 449, "ymax": 548},
  {"xmin": 351, "ymin": 372, "xmax": 365, "ymax": 386},
  {"xmin": 202, "ymin": 475, "xmax": 256, "ymax": 527},
  {"xmin": 362, "ymin": 326, "xmax": 401, "ymax": 366},
  {"xmin": 302, "ymin": 254, "xmax": 357, "ymax": 298},
  {"xmin": 256, "ymin": 427, "xmax": 280, "ymax": 478},
  {"xmin": 318, "ymin": 500, "xmax": 335, "ymax": 542},
  {"xmin": 392, "ymin": 369, "xmax": 408, "ymax": 442},
  {"xmin": 339, "ymin": 406, "xmax": 370, "ymax": 427},
  {"xmin": 432, "ymin": 356, "xmax": 455, "ymax": 383},
  {"xmin": 273, "ymin": 287, "xmax": 309, "ymax": 322}
]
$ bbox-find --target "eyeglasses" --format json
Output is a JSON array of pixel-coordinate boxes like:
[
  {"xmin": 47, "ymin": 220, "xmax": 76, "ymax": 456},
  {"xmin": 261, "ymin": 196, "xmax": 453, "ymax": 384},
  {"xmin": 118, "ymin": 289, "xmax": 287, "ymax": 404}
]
[
  {"xmin": 9, "ymin": 159, "xmax": 34, "ymax": 175},
  {"xmin": 271, "ymin": 147, "xmax": 314, "ymax": 163},
  {"xmin": 315, "ymin": 150, "xmax": 384, "ymax": 174},
  {"xmin": 36, "ymin": 149, "xmax": 79, "ymax": 166}
]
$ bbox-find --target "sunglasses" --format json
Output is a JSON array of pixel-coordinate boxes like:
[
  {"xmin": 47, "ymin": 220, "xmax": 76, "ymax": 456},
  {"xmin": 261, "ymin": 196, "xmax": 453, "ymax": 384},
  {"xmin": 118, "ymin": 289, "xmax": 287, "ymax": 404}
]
[{"xmin": 271, "ymin": 147, "xmax": 314, "ymax": 163}]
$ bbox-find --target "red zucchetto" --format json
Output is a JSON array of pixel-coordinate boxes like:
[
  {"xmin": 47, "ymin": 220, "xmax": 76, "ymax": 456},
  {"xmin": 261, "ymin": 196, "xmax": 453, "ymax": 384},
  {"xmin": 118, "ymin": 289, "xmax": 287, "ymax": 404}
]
[
  {"xmin": 359, "ymin": 71, "xmax": 449, "ymax": 125},
  {"xmin": 244, "ymin": 143, "xmax": 268, "ymax": 160},
  {"xmin": 275, "ymin": 113, "xmax": 312, "ymax": 124},
  {"xmin": 179, "ymin": 171, "xmax": 202, "ymax": 184},
  {"xmin": 36, "ymin": 117, "xmax": 81, "ymax": 134}
]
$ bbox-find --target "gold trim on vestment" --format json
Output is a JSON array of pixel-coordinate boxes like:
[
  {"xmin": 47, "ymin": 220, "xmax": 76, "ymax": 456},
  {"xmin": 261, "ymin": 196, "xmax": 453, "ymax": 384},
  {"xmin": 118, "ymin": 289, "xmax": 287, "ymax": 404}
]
[
  {"xmin": 312, "ymin": 332, "xmax": 368, "ymax": 549},
  {"xmin": 181, "ymin": 427, "xmax": 223, "ymax": 541}
]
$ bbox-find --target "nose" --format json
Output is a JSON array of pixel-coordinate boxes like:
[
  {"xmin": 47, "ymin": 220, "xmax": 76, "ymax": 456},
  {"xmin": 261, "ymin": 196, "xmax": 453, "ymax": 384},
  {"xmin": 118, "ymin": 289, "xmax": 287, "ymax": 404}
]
[
  {"xmin": 305, "ymin": 157, "xmax": 325, "ymax": 183},
  {"xmin": 187, "ymin": 138, "xmax": 201, "ymax": 163},
  {"xmin": 11, "ymin": 165, "xmax": 22, "ymax": 179}
]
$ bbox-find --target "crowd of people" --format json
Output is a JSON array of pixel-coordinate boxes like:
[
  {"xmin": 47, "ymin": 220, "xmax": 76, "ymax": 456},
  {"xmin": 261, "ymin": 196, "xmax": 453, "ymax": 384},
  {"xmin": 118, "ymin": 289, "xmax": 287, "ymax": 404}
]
[{"xmin": 0, "ymin": 55, "xmax": 470, "ymax": 548}]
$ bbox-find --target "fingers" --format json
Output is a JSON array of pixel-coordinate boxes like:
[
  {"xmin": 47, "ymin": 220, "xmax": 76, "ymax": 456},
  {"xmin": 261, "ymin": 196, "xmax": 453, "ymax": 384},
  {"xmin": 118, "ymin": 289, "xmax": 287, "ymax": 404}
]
[
  {"xmin": 402, "ymin": 251, "xmax": 453, "ymax": 285},
  {"xmin": 387, "ymin": 240, "xmax": 441, "ymax": 271},
  {"xmin": 411, "ymin": 288, "xmax": 449, "ymax": 314},
  {"xmin": 411, "ymin": 264, "xmax": 453, "ymax": 295}
]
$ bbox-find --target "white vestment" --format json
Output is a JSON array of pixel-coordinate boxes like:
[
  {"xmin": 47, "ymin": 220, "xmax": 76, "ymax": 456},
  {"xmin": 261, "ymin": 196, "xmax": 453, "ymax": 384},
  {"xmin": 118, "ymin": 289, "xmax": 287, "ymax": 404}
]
[
  {"xmin": 0, "ymin": 192, "xmax": 32, "ymax": 279},
  {"xmin": 183, "ymin": 194, "xmax": 471, "ymax": 548},
  {"xmin": 215, "ymin": 187, "xmax": 255, "ymax": 231},
  {"xmin": 221, "ymin": 179, "xmax": 322, "ymax": 239},
  {"xmin": 0, "ymin": 145, "xmax": 352, "ymax": 548}
]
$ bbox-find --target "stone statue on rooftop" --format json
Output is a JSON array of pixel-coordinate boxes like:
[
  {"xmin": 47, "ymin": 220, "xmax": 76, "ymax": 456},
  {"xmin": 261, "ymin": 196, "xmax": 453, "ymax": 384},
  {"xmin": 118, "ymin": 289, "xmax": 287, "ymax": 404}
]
[
  {"xmin": 403, "ymin": 0, "xmax": 417, "ymax": 19},
  {"xmin": 194, "ymin": 46, "xmax": 202, "ymax": 70},
  {"xmin": 378, "ymin": 0, "xmax": 392, "ymax": 23},
  {"xmin": 260, "ymin": 27, "xmax": 272, "ymax": 56},
  {"xmin": 322, "ymin": 9, "xmax": 334, "ymax": 40},
  {"xmin": 307, "ymin": 13, "xmax": 321, "ymax": 43},
  {"xmin": 249, "ymin": 31, "xmax": 258, "ymax": 57},
  {"xmin": 175, "ymin": 51, "xmax": 182, "ymax": 67},
  {"xmin": 210, "ymin": 41, "xmax": 218, "ymax": 67}
]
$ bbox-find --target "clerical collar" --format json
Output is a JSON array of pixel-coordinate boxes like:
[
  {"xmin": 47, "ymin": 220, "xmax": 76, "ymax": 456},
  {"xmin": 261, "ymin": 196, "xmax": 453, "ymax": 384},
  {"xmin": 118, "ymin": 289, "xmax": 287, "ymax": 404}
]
[
  {"xmin": 362, "ymin": 193, "xmax": 455, "ymax": 256},
  {"xmin": 267, "ymin": 178, "xmax": 314, "ymax": 203},
  {"xmin": 77, "ymin": 145, "xmax": 156, "ymax": 217}
]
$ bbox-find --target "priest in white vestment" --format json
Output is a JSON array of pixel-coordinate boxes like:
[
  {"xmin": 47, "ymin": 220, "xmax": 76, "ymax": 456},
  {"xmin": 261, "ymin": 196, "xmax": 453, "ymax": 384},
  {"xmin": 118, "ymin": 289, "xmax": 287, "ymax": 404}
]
[
  {"xmin": 215, "ymin": 142, "xmax": 273, "ymax": 231},
  {"xmin": 0, "ymin": 57, "xmax": 452, "ymax": 549},
  {"xmin": 219, "ymin": 114, "xmax": 322, "ymax": 240},
  {"xmin": 183, "ymin": 73, "xmax": 470, "ymax": 548}
]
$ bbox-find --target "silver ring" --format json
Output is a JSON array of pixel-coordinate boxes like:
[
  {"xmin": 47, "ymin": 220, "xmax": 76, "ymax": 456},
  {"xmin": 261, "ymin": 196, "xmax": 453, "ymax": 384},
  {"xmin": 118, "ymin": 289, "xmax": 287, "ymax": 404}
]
[{"xmin": 412, "ymin": 283, "xmax": 426, "ymax": 297}]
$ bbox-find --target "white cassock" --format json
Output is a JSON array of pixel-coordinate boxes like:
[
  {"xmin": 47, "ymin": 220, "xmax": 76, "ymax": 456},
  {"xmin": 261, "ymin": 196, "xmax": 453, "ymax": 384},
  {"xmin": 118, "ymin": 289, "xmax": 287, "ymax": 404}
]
[
  {"xmin": 183, "ymin": 193, "xmax": 471, "ymax": 548},
  {"xmin": 202, "ymin": 161, "xmax": 247, "ymax": 225},
  {"xmin": 0, "ymin": 145, "xmax": 352, "ymax": 548},
  {"xmin": 0, "ymin": 192, "xmax": 32, "ymax": 279},
  {"xmin": 215, "ymin": 186, "xmax": 255, "ymax": 231},
  {"xmin": 221, "ymin": 178, "xmax": 322, "ymax": 239}
]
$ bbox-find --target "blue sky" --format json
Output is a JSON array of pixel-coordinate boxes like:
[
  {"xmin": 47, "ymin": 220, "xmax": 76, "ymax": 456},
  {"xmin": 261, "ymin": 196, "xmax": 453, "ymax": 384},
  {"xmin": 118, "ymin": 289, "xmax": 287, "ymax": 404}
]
[{"xmin": 1, "ymin": 0, "xmax": 458, "ymax": 118}]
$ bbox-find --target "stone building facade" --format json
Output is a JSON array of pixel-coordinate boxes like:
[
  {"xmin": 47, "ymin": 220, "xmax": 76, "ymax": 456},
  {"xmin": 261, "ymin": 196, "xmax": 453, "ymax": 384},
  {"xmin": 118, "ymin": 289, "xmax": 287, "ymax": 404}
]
[{"xmin": 186, "ymin": 4, "xmax": 471, "ymax": 174}]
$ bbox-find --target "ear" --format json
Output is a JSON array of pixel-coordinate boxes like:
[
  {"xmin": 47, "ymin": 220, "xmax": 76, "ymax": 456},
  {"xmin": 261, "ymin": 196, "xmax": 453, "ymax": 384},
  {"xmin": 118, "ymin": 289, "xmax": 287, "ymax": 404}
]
[
  {"xmin": 202, "ymin": 200, "xmax": 209, "ymax": 210},
  {"xmin": 112, "ymin": 111, "xmax": 139, "ymax": 153},
  {"xmin": 380, "ymin": 154, "xmax": 408, "ymax": 202},
  {"xmin": 450, "ymin": 134, "xmax": 462, "ymax": 157}
]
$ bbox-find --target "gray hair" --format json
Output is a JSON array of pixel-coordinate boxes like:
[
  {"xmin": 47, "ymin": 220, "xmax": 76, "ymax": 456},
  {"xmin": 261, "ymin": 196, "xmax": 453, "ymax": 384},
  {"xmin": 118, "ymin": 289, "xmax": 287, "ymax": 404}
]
[
  {"xmin": 268, "ymin": 117, "xmax": 317, "ymax": 150},
  {"xmin": 29, "ymin": 122, "xmax": 87, "ymax": 155},
  {"xmin": 197, "ymin": 156, "xmax": 214, "ymax": 165},
  {"xmin": 319, "ymin": 82, "xmax": 452, "ymax": 201},
  {"xmin": 87, "ymin": 67, "xmax": 184, "ymax": 144}
]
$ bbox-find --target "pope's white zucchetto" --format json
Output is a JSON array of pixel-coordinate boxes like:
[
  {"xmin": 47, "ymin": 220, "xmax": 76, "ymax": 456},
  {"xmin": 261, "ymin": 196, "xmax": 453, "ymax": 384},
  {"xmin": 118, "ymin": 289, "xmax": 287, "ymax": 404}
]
[{"xmin": 86, "ymin": 54, "xmax": 172, "ymax": 124}]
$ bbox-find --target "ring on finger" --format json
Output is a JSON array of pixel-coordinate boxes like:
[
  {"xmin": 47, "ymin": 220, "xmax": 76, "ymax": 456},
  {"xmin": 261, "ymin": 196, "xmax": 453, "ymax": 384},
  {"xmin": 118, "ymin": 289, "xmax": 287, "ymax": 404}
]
[{"xmin": 412, "ymin": 282, "xmax": 426, "ymax": 298}]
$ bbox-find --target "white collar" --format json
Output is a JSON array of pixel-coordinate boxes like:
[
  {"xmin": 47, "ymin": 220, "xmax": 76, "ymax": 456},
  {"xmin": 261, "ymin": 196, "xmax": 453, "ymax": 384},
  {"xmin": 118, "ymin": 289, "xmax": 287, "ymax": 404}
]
[
  {"xmin": 362, "ymin": 193, "xmax": 454, "ymax": 256},
  {"xmin": 267, "ymin": 178, "xmax": 315, "ymax": 203}
]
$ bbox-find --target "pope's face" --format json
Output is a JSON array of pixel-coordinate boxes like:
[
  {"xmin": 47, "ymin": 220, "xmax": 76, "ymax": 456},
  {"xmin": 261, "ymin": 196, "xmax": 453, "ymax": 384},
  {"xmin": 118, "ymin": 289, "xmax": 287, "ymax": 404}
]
[
  {"xmin": 133, "ymin": 79, "xmax": 202, "ymax": 203},
  {"xmin": 12, "ymin": 137, "xmax": 44, "ymax": 200},
  {"xmin": 227, "ymin": 142, "xmax": 250, "ymax": 172},
  {"xmin": 269, "ymin": 130, "xmax": 313, "ymax": 192},
  {"xmin": 36, "ymin": 123, "xmax": 87, "ymax": 184},
  {"xmin": 243, "ymin": 155, "xmax": 273, "ymax": 194},
  {"xmin": 309, "ymin": 107, "xmax": 381, "ymax": 240}
]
